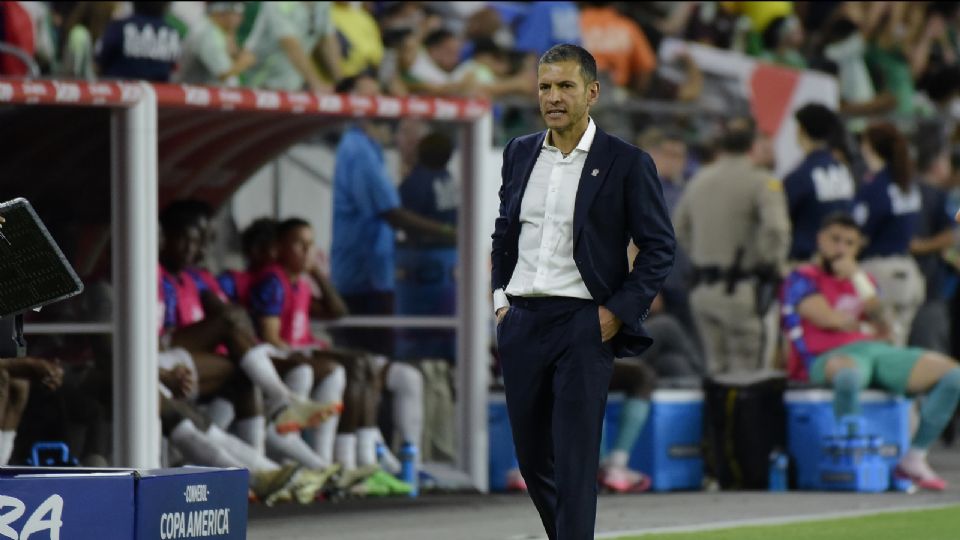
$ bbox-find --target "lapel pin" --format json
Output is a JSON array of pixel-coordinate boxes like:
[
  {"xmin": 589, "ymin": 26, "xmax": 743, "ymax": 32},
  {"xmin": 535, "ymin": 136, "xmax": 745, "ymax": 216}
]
[{"xmin": 591, "ymin": 169, "xmax": 599, "ymax": 177}]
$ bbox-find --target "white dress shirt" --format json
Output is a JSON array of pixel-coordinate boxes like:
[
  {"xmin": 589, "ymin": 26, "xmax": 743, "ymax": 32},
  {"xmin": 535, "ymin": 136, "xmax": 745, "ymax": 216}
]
[{"xmin": 494, "ymin": 119, "xmax": 596, "ymax": 312}]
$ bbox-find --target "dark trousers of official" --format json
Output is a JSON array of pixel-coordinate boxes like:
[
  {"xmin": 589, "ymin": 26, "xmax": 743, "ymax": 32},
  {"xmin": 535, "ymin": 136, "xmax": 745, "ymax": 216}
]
[{"xmin": 497, "ymin": 296, "xmax": 614, "ymax": 540}]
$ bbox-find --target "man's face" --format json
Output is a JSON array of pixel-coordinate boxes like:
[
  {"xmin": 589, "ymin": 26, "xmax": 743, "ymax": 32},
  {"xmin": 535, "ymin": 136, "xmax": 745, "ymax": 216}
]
[
  {"xmin": 429, "ymin": 37, "xmax": 463, "ymax": 73},
  {"xmin": 538, "ymin": 60, "xmax": 598, "ymax": 135},
  {"xmin": 279, "ymin": 225, "xmax": 314, "ymax": 274},
  {"xmin": 817, "ymin": 224, "xmax": 861, "ymax": 263},
  {"xmin": 650, "ymin": 140, "xmax": 687, "ymax": 181},
  {"xmin": 164, "ymin": 226, "xmax": 203, "ymax": 272}
]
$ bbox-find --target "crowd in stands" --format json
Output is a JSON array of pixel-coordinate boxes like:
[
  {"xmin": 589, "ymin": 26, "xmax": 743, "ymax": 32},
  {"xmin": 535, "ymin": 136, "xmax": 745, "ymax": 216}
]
[{"xmin": 3, "ymin": 0, "xmax": 960, "ymax": 499}]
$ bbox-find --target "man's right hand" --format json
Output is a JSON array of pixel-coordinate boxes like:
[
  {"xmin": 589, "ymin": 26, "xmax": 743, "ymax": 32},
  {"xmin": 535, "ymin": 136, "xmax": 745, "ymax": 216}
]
[
  {"xmin": 496, "ymin": 307, "xmax": 509, "ymax": 324},
  {"xmin": 830, "ymin": 256, "xmax": 859, "ymax": 279}
]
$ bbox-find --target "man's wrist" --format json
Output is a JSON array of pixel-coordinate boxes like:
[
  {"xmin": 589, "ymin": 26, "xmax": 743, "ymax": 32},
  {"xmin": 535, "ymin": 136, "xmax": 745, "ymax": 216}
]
[{"xmin": 493, "ymin": 289, "xmax": 510, "ymax": 314}]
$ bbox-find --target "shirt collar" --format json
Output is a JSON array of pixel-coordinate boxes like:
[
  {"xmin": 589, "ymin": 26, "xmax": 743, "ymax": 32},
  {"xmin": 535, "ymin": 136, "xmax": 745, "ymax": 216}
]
[{"xmin": 543, "ymin": 117, "xmax": 596, "ymax": 154}]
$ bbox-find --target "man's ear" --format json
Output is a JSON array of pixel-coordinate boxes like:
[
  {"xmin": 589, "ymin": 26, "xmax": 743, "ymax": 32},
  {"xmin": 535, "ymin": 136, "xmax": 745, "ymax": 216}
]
[{"xmin": 588, "ymin": 81, "xmax": 600, "ymax": 105}]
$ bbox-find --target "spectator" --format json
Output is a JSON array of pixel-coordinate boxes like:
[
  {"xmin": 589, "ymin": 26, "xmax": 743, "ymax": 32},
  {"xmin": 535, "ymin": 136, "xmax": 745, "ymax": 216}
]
[
  {"xmin": 784, "ymin": 103, "xmax": 855, "ymax": 263},
  {"xmin": 329, "ymin": 73, "xmax": 456, "ymax": 357},
  {"xmin": 243, "ymin": 1, "xmax": 340, "ymax": 92},
  {"xmin": 95, "ymin": 1, "xmax": 180, "ymax": 82},
  {"xmin": 820, "ymin": 17, "xmax": 896, "ymax": 123},
  {"xmin": 58, "ymin": 1, "xmax": 118, "ymax": 80},
  {"xmin": 864, "ymin": 2, "xmax": 923, "ymax": 117},
  {"xmin": 579, "ymin": 1, "xmax": 657, "ymax": 93},
  {"xmin": 909, "ymin": 142, "xmax": 955, "ymax": 353},
  {"xmin": 759, "ymin": 15, "xmax": 807, "ymax": 69},
  {"xmin": 403, "ymin": 28, "xmax": 476, "ymax": 96},
  {"xmin": 326, "ymin": 1, "xmax": 383, "ymax": 84},
  {"xmin": 177, "ymin": 1, "xmax": 255, "ymax": 86},
  {"xmin": 683, "ymin": 1, "xmax": 739, "ymax": 50},
  {"xmin": 639, "ymin": 127, "xmax": 687, "ymax": 214},
  {"xmin": 781, "ymin": 212, "xmax": 960, "ymax": 491},
  {"xmin": 513, "ymin": 1, "xmax": 582, "ymax": 58},
  {"xmin": 460, "ymin": 38, "xmax": 535, "ymax": 100},
  {"xmin": 637, "ymin": 128, "xmax": 701, "ymax": 343},
  {"xmin": 853, "ymin": 122, "xmax": 925, "ymax": 347}
]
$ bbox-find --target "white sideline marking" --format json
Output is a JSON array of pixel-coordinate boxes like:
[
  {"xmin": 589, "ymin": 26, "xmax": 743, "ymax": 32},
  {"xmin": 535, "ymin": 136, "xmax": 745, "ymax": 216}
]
[{"xmin": 590, "ymin": 501, "xmax": 960, "ymax": 539}]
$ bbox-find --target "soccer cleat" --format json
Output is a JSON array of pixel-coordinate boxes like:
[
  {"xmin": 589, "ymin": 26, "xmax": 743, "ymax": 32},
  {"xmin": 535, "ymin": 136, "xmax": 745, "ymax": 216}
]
[
  {"xmin": 335, "ymin": 464, "xmax": 381, "ymax": 492},
  {"xmin": 894, "ymin": 465, "xmax": 947, "ymax": 492},
  {"xmin": 505, "ymin": 469, "xmax": 527, "ymax": 492},
  {"xmin": 599, "ymin": 466, "xmax": 651, "ymax": 493},
  {"xmin": 274, "ymin": 399, "xmax": 343, "ymax": 434},
  {"xmin": 291, "ymin": 464, "xmax": 342, "ymax": 504},
  {"xmin": 251, "ymin": 464, "xmax": 301, "ymax": 505}
]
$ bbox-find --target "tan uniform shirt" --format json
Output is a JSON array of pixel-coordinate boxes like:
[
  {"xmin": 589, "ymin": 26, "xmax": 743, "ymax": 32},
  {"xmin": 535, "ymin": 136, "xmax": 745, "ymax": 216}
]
[{"xmin": 672, "ymin": 156, "xmax": 791, "ymax": 274}]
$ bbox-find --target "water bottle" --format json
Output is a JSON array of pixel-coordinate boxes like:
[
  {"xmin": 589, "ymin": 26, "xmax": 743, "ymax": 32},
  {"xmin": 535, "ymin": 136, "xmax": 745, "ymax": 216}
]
[
  {"xmin": 399, "ymin": 442, "xmax": 419, "ymax": 497},
  {"xmin": 768, "ymin": 449, "xmax": 788, "ymax": 492}
]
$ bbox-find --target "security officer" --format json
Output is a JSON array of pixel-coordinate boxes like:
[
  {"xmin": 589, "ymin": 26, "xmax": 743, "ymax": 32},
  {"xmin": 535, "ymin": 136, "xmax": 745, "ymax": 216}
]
[{"xmin": 673, "ymin": 117, "xmax": 791, "ymax": 374}]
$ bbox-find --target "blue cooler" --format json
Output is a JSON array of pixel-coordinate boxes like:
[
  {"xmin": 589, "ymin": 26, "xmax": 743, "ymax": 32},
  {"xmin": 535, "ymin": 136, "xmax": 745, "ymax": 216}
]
[
  {"xmin": 488, "ymin": 393, "xmax": 518, "ymax": 492},
  {"xmin": 605, "ymin": 389, "xmax": 704, "ymax": 492},
  {"xmin": 785, "ymin": 389, "xmax": 911, "ymax": 490}
]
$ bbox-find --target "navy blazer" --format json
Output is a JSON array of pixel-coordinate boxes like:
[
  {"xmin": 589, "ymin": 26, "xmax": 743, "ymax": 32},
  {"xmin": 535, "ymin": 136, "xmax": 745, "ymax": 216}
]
[{"xmin": 491, "ymin": 127, "xmax": 676, "ymax": 357}]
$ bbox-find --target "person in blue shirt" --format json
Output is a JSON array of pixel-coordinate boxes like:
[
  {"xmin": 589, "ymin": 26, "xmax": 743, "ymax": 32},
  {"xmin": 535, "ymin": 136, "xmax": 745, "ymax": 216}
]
[
  {"xmin": 853, "ymin": 122, "xmax": 925, "ymax": 346},
  {"xmin": 784, "ymin": 103, "xmax": 855, "ymax": 262},
  {"xmin": 96, "ymin": 2, "xmax": 180, "ymax": 82},
  {"xmin": 330, "ymin": 73, "xmax": 456, "ymax": 357},
  {"xmin": 396, "ymin": 131, "xmax": 458, "ymax": 361},
  {"xmin": 513, "ymin": 2, "xmax": 582, "ymax": 58}
]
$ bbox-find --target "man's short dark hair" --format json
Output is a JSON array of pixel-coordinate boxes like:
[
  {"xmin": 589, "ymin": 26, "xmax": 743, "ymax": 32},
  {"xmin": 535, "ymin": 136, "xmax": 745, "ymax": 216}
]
[
  {"xmin": 160, "ymin": 199, "xmax": 211, "ymax": 235},
  {"xmin": 241, "ymin": 217, "xmax": 277, "ymax": 254},
  {"xmin": 276, "ymin": 217, "xmax": 312, "ymax": 241},
  {"xmin": 538, "ymin": 44, "xmax": 598, "ymax": 85},
  {"xmin": 795, "ymin": 103, "xmax": 840, "ymax": 141},
  {"xmin": 424, "ymin": 29, "xmax": 456, "ymax": 49},
  {"xmin": 133, "ymin": 1, "xmax": 170, "ymax": 18},
  {"xmin": 417, "ymin": 132, "xmax": 454, "ymax": 170},
  {"xmin": 638, "ymin": 126, "xmax": 685, "ymax": 150},
  {"xmin": 718, "ymin": 117, "xmax": 755, "ymax": 153},
  {"xmin": 820, "ymin": 211, "xmax": 860, "ymax": 233}
]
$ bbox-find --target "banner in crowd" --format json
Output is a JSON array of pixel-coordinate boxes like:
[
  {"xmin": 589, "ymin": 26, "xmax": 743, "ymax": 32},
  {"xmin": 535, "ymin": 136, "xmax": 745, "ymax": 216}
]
[{"xmin": 660, "ymin": 38, "xmax": 839, "ymax": 178}]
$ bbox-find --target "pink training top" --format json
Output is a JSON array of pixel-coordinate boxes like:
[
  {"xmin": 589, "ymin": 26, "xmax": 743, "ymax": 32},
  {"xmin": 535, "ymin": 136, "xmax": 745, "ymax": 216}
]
[
  {"xmin": 188, "ymin": 267, "xmax": 230, "ymax": 303},
  {"xmin": 780, "ymin": 263, "xmax": 875, "ymax": 381},
  {"xmin": 253, "ymin": 264, "xmax": 326, "ymax": 349},
  {"xmin": 220, "ymin": 269, "xmax": 254, "ymax": 306},
  {"xmin": 160, "ymin": 266, "xmax": 206, "ymax": 328}
]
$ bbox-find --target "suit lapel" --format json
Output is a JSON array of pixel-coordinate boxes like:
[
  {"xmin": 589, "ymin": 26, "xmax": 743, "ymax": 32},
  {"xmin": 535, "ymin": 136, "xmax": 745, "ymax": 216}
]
[
  {"xmin": 573, "ymin": 129, "xmax": 614, "ymax": 249},
  {"xmin": 510, "ymin": 131, "xmax": 547, "ymax": 220}
]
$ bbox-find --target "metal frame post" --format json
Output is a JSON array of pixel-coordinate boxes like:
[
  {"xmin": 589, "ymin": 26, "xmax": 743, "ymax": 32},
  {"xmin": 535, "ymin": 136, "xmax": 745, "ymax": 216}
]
[
  {"xmin": 457, "ymin": 112, "xmax": 493, "ymax": 492},
  {"xmin": 110, "ymin": 82, "xmax": 160, "ymax": 468}
]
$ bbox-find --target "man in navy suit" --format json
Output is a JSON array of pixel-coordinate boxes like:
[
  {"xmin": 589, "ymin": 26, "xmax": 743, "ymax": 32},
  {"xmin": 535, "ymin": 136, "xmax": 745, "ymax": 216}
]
[{"xmin": 491, "ymin": 44, "xmax": 675, "ymax": 539}]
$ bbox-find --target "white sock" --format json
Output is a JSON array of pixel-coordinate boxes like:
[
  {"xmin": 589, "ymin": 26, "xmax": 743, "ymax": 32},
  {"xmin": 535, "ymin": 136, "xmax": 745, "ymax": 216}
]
[
  {"xmin": 240, "ymin": 344, "xmax": 292, "ymax": 411},
  {"xmin": 206, "ymin": 425, "xmax": 279, "ymax": 471},
  {"xmin": 305, "ymin": 365, "xmax": 345, "ymax": 463},
  {"xmin": 204, "ymin": 398, "xmax": 236, "ymax": 430},
  {"xmin": 375, "ymin": 428, "xmax": 401, "ymax": 474},
  {"xmin": 387, "ymin": 363, "xmax": 424, "ymax": 464},
  {"xmin": 357, "ymin": 427, "xmax": 379, "ymax": 468},
  {"xmin": 170, "ymin": 420, "xmax": 242, "ymax": 468},
  {"xmin": 0, "ymin": 431, "xmax": 15, "ymax": 465},
  {"xmin": 607, "ymin": 450, "xmax": 630, "ymax": 469},
  {"xmin": 266, "ymin": 425, "xmax": 326, "ymax": 469},
  {"xmin": 283, "ymin": 364, "xmax": 314, "ymax": 399},
  {"xmin": 335, "ymin": 434, "xmax": 357, "ymax": 471},
  {"xmin": 233, "ymin": 416, "xmax": 266, "ymax": 456}
]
